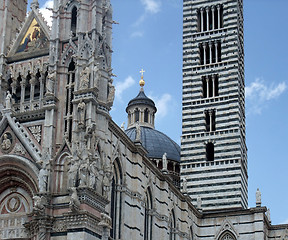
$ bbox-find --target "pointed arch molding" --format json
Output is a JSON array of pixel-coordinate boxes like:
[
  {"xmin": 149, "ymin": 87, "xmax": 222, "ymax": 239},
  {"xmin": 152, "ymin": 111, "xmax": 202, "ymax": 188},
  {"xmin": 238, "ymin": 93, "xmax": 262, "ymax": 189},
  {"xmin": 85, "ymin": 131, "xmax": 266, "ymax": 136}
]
[
  {"xmin": 215, "ymin": 219, "xmax": 239, "ymax": 240},
  {"xmin": 0, "ymin": 155, "xmax": 39, "ymax": 195}
]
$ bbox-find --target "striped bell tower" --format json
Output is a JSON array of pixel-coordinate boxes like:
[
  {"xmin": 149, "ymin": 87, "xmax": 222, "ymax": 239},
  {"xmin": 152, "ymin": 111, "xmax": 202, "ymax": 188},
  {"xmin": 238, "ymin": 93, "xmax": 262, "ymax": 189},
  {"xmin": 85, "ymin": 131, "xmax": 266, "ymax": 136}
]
[{"xmin": 180, "ymin": 0, "xmax": 247, "ymax": 210}]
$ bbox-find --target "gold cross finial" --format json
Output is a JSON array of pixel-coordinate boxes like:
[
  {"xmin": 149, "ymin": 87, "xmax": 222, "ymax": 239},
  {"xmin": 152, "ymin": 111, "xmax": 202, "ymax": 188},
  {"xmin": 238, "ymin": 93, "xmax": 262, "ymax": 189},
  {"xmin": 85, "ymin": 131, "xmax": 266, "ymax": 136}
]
[
  {"xmin": 140, "ymin": 69, "xmax": 145, "ymax": 76},
  {"xmin": 139, "ymin": 69, "xmax": 145, "ymax": 88}
]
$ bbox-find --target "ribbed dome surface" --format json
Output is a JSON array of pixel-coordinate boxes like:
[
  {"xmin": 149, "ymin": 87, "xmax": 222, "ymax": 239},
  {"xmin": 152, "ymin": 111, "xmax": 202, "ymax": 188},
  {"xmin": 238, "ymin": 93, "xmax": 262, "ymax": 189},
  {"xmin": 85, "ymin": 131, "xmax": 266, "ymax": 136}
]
[
  {"xmin": 126, "ymin": 90, "xmax": 156, "ymax": 111},
  {"xmin": 125, "ymin": 126, "xmax": 180, "ymax": 162}
]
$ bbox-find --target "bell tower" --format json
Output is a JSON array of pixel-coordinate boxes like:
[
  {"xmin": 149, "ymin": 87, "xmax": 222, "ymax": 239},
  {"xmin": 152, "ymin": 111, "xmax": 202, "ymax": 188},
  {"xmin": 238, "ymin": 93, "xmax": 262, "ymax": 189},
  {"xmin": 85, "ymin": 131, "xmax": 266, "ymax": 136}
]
[{"xmin": 180, "ymin": 0, "xmax": 247, "ymax": 210}]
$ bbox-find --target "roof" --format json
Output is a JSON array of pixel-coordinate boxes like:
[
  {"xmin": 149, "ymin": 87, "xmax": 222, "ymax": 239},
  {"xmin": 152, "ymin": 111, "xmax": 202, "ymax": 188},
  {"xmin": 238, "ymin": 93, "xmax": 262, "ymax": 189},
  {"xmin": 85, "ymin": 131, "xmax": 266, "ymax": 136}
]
[
  {"xmin": 126, "ymin": 90, "xmax": 157, "ymax": 112},
  {"xmin": 125, "ymin": 126, "xmax": 180, "ymax": 162}
]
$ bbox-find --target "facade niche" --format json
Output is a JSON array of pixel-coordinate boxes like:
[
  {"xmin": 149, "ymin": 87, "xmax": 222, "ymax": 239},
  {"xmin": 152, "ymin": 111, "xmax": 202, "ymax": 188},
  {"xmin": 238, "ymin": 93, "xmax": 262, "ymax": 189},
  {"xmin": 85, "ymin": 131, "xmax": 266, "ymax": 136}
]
[{"xmin": 144, "ymin": 187, "xmax": 153, "ymax": 240}]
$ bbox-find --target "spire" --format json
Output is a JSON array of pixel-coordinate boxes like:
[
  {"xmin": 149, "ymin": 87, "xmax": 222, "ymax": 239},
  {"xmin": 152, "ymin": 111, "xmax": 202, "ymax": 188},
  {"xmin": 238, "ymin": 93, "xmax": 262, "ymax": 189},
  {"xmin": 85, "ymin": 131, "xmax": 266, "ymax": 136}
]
[{"xmin": 31, "ymin": 0, "xmax": 39, "ymax": 9}]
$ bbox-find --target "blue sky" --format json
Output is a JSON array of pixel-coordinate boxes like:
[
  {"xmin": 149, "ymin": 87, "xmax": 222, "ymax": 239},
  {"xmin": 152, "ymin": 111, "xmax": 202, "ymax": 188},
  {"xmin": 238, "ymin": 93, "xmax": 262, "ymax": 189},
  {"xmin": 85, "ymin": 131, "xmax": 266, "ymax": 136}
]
[{"xmin": 32, "ymin": 0, "xmax": 288, "ymax": 224}]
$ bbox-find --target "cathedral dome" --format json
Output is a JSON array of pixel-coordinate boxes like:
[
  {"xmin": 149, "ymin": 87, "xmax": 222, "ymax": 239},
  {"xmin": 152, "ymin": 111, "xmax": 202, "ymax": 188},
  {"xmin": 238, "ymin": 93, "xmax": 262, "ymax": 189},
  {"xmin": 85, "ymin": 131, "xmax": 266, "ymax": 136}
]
[{"xmin": 125, "ymin": 126, "xmax": 180, "ymax": 162}]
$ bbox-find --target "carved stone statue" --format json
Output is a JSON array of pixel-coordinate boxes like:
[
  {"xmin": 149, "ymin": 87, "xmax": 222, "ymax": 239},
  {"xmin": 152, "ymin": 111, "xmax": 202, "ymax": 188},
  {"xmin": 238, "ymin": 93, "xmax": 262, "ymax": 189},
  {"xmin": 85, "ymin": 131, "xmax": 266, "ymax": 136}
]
[
  {"xmin": 79, "ymin": 66, "xmax": 90, "ymax": 90},
  {"xmin": 5, "ymin": 91, "xmax": 12, "ymax": 109},
  {"xmin": 107, "ymin": 81, "xmax": 115, "ymax": 104},
  {"xmin": 38, "ymin": 162, "xmax": 49, "ymax": 193},
  {"xmin": 89, "ymin": 160, "xmax": 99, "ymax": 189},
  {"xmin": 267, "ymin": 208, "xmax": 271, "ymax": 222},
  {"xmin": 162, "ymin": 152, "xmax": 167, "ymax": 171},
  {"xmin": 68, "ymin": 157, "xmax": 79, "ymax": 188},
  {"xmin": 256, "ymin": 188, "xmax": 261, "ymax": 207},
  {"xmin": 46, "ymin": 71, "xmax": 56, "ymax": 95},
  {"xmin": 182, "ymin": 177, "xmax": 187, "ymax": 193},
  {"xmin": 69, "ymin": 187, "xmax": 80, "ymax": 209},
  {"xmin": 135, "ymin": 122, "xmax": 141, "ymax": 141},
  {"xmin": 33, "ymin": 195, "xmax": 45, "ymax": 212},
  {"xmin": 77, "ymin": 100, "xmax": 86, "ymax": 126},
  {"xmin": 197, "ymin": 196, "xmax": 202, "ymax": 210},
  {"xmin": 93, "ymin": 63, "xmax": 100, "ymax": 87},
  {"xmin": 1, "ymin": 133, "xmax": 12, "ymax": 150},
  {"xmin": 79, "ymin": 159, "xmax": 89, "ymax": 187},
  {"xmin": 121, "ymin": 122, "xmax": 125, "ymax": 131}
]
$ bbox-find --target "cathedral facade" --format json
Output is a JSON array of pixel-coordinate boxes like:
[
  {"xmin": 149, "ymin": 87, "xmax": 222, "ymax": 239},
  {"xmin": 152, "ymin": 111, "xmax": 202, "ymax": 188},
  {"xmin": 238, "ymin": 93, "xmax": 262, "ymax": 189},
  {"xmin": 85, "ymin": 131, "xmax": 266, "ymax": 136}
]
[{"xmin": 0, "ymin": 0, "xmax": 286, "ymax": 239}]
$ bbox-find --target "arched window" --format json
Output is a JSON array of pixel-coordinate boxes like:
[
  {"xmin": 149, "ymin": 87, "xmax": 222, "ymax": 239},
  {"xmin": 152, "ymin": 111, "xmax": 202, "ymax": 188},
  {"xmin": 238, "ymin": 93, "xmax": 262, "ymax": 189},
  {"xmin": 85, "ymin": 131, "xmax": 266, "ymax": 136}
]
[
  {"xmin": 65, "ymin": 59, "xmax": 75, "ymax": 142},
  {"xmin": 169, "ymin": 210, "xmax": 176, "ymax": 240},
  {"xmin": 71, "ymin": 7, "xmax": 77, "ymax": 36},
  {"xmin": 135, "ymin": 108, "xmax": 140, "ymax": 122},
  {"xmin": 144, "ymin": 109, "xmax": 149, "ymax": 123},
  {"xmin": 110, "ymin": 159, "xmax": 122, "ymax": 239},
  {"xmin": 144, "ymin": 187, "xmax": 153, "ymax": 240},
  {"xmin": 206, "ymin": 142, "xmax": 214, "ymax": 161}
]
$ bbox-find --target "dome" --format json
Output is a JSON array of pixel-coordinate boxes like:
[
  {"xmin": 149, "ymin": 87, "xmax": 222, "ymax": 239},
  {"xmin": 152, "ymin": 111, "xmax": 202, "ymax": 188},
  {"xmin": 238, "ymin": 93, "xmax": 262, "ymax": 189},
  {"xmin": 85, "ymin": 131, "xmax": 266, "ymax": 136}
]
[
  {"xmin": 125, "ymin": 126, "xmax": 180, "ymax": 162},
  {"xmin": 126, "ymin": 90, "xmax": 156, "ymax": 112}
]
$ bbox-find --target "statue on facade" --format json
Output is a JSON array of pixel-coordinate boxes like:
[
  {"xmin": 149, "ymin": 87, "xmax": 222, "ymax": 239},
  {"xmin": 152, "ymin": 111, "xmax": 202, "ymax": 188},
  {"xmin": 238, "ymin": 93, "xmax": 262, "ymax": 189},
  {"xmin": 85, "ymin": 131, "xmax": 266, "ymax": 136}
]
[
  {"xmin": 46, "ymin": 71, "xmax": 56, "ymax": 95},
  {"xmin": 256, "ymin": 188, "xmax": 261, "ymax": 207},
  {"xmin": 107, "ymin": 81, "xmax": 115, "ymax": 104},
  {"xmin": 1, "ymin": 133, "xmax": 12, "ymax": 150},
  {"xmin": 79, "ymin": 159, "xmax": 89, "ymax": 187},
  {"xmin": 5, "ymin": 91, "xmax": 12, "ymax": 109},
  {"xmin": 93, "ymin": 62, "xmax": 100, "ymax": 87},
  {"xmin": 38, "ymin": 162, "xmax": 48, "ymax": 193},
  {"xmin": 182, "ymin": 177, "xmax": 187, "ymax": 193},
  {"xmin": 197, "ymin": 196, "xmax": 202, "ymax": 210},
  {"xmin": 69, "ymin": 187, "xmax": 80, "ymax": 210},
  {"xmin": 89, "ymin": 160, "xmax": 99, "ymax": 190},
  {"xmin": 68, "ymin": 157, "xmax": 79, "ymax": 188},
  {"xmin": 162, "ymin": 152, "xmax": 168, "ymax": 171},
  {"xmin": 33, "ymin": 195, "xmax": 45, "ymax": 212},
  {"xmin": 77, "ymin": 100, "xmax": 86, "ymax": 126},
  {"xmin": 135, "ymin": 122, "xmax": 141, "ymax": 141},
  {"xmin": 121, "ymin": 122, "xmax": 125, "ymax": 131},
  {"xmin": 79, "ymin": 66, "xmax": 90, "ymax": 90}
]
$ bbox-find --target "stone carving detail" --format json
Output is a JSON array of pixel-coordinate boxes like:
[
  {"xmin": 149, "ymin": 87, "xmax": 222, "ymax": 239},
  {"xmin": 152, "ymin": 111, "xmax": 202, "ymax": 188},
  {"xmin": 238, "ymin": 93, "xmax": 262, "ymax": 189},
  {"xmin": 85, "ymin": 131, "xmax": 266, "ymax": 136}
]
[
  {"xmin": 13, "ymin": 143, "xmax": 26, "ymax": 155},
  {"xmin": 0, "ymin": 216, "xmax": 29, "ymax": 239},
  {"xmin": 7, "ymin": 196, "xmax": 21, "ymax": 212},
  {"xmin": 79, "ymin": 66, "xmax": 90, "ymax": 90},
  {"xmin": 0, "ymin": 132, "xmax": 14, "ymax": 153},
  {"xmin": 162, "ymin": 152, "xmax": 168, "ymax": 171},
  {"xmin": 28, "ymin": 125, "xmax": 42, "ymax": 143},
  {"xmin": 33, "ymin": 195, "xmax": 46, "ymax": 212},
  {"xmin": 52, "ymin": 221, "xmax": 67, "ymax": 232}
]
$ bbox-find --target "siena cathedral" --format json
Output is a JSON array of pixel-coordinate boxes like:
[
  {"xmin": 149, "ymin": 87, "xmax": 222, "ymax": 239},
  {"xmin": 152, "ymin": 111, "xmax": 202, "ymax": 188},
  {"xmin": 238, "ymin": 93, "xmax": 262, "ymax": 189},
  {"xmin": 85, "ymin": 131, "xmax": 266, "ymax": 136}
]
[{"xmin": 0, "ymin": 0, "xmax": 287, "ymax": 239}]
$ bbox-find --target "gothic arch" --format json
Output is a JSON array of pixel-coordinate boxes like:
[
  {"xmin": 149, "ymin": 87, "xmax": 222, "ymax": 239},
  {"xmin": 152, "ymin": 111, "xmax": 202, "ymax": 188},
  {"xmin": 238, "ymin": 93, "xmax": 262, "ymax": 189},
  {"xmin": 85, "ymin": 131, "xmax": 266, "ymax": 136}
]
[
  {"xmin": 169, "ymin": 209, "xmax": 176, "ymax": 240},
  {"xmin": 0, "ymin": 155, "xmax": 39, "ymax": 205},
  {"xmin": 215, "ymin": 220, "xmax": 238, "ymax": 240},
  {"xmin": 54, "ymin": 152, "xmax": 71, "ymax": 193},
  {"xmin": 110, "ymin": 157, "xmax": 123, "ymax": 239},
  {"xmin": 144, "ymin": 186, "xmax": 153, "ymax": 240},
  {"xmin": 218, "ymin": 231, "xmax": 237, "ymax": 240}
]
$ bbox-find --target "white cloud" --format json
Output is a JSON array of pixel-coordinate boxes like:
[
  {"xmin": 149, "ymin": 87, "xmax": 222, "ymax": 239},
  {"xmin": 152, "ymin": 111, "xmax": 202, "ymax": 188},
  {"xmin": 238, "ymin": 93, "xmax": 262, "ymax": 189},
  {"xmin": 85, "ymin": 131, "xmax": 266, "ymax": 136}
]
[
  {"xmin": 39, "ymin": 0, "xmax": 53, "ymax": 27},
  {"xmin": 141, "ymin": 0, "xmax": 161, "ymax": 14},
  {"xmin": 149, "ymin": 93, "xmax": 172, "ymax": 119},
  {"xmin": 131, "ymin": 31, "xmax": 144, "ymax": 38},
  {"xmin": 245, "ymin": 78, "xmax": 287, "ymax": 114},
  {"xmin": 115, "ymin": 76, "xmax": 136, "ymax": 101}
]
